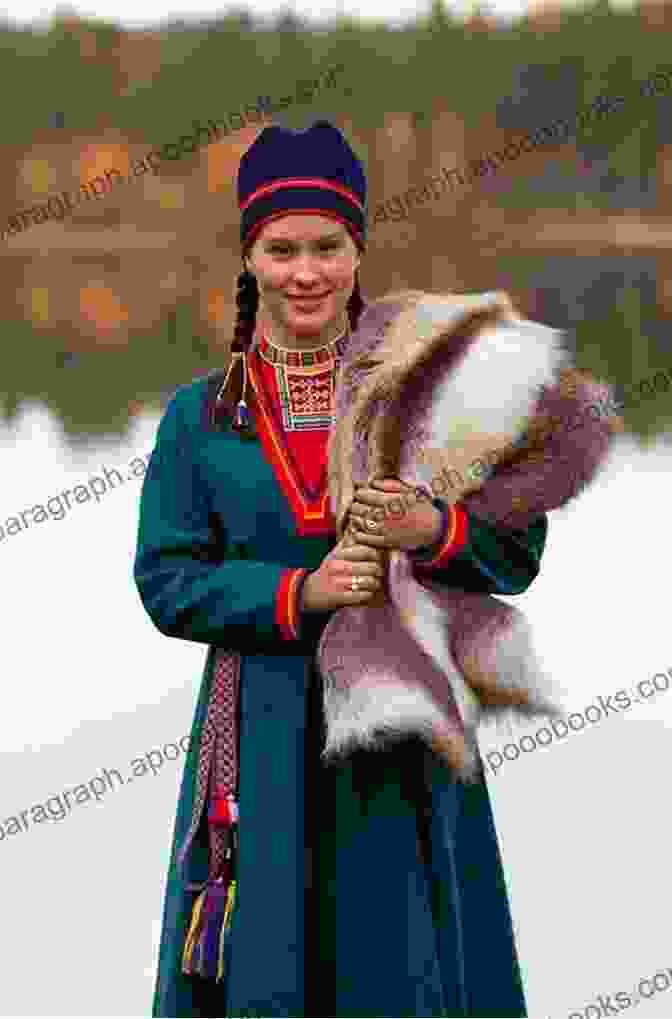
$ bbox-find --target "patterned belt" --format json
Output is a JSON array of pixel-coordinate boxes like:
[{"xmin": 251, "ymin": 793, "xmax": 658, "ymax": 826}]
[
  {"xmin": 178, "ymin": 649, "xmax": 240, "ymax": 884},
  {"xmin": 179, "ymin": 649, "xmax": 241, "ymax": 982}
]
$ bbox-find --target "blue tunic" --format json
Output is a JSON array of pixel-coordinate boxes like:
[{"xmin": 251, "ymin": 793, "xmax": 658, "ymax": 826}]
[{"xmin": 134, "ymin": 368, "xmax": 546, "ymax": 1018}]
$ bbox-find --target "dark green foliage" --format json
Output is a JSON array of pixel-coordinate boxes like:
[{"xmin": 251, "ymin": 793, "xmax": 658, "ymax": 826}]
[{"xmin": 1, "ymin": 5, "xmax": 670, "ymax": 184}]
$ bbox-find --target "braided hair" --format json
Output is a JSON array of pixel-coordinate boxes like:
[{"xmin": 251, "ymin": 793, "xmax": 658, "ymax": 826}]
[{"xmin": 214, "ymin": 237, "xmax": 366, "ymax": 431}]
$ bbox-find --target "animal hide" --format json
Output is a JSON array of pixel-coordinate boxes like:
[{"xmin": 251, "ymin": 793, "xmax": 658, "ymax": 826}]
[{"xmin": 317, "ymin": 289, "xmax": 624, "ymax": 780}]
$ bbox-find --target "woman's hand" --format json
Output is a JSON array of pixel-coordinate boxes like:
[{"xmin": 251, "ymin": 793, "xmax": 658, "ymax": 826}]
[
  {"xmin": 300, "ymin": 533, "xmax": 386, "ymax": 613},
  {"xmin": 346, "ymin": 478, "xmax": 443, "ymax": 553}
]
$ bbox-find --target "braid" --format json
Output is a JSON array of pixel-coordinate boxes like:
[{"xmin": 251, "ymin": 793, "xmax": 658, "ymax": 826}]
[
  {"xmin": 232, "ymin": 266, "xmax": 259, "ymax": 355},
  {"xmin": 215, "ymin": 249, "xmax": 364, "ymax": 431},
  {"xmin": 212, "ymin": 262, "xmax": 259, "ymax": 430}
]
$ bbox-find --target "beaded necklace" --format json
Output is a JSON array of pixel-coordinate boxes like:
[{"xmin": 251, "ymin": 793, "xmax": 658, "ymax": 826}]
[{"xmin": 253, "ymin": 314, "xmax": 350, "ymax": 431}]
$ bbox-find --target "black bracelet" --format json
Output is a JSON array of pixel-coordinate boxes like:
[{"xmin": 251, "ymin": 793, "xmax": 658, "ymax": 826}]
[{"xmin": 409, "ymin": 497, "xmax": 451, "ymax": 560}]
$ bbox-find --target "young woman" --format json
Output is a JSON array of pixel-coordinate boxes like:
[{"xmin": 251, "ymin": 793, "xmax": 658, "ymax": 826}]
[{"xmin": 134, "ymin": 120, "xmax": 549, "ymax": 1018}]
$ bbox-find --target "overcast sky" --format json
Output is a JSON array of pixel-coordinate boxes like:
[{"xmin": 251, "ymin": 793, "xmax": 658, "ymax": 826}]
[{"xmin": 1, "ymin": 0, "xmax": 639, "ymax": 32}]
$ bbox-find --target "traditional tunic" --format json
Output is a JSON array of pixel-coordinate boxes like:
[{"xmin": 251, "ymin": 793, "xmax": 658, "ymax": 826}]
[{"xmin": 134, "ymin": 307, "xmax": 547, "ymax": 1017}]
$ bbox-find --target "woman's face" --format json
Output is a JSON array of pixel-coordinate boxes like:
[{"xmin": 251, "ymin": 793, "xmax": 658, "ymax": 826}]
[{"xmin": 245, "ymin": 214, "xmax": 361, "ymax": 339}]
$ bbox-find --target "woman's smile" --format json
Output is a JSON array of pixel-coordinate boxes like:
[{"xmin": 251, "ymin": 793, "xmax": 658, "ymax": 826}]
[{"xmin": 286, "ymin": 293, "xmax": 330, "ymax": 310}]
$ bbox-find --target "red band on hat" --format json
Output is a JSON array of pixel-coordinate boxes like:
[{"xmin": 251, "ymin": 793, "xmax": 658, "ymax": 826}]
[{"xmin": 240, "ymin": 176, "xmax": 365, "ymax": 213}]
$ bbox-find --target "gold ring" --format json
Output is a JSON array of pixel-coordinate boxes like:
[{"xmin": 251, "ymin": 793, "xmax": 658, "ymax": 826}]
[{"xmin": 351, "ymin": 577, "xmax": 359, "ymax": 591}]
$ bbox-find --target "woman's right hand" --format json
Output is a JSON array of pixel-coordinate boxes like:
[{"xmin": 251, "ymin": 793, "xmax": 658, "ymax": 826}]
[{"xmin": 300, "ymin": 532, "xmax": 386, "ymax": 613}]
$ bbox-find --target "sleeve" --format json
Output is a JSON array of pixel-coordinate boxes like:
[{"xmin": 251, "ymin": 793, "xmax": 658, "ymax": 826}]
[
  {"xmin": 133, "ymin": 390, "xmax": 315, "ymax": 652},
  {"xmin": 409, "ymin": 498, "xmax": 548, "ymax": 595}
]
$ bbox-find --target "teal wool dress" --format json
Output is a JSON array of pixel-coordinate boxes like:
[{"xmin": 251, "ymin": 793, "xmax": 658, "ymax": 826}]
[{"xmin": 134, "ymin": 345, "xmax": 547, "ymax": 1018}]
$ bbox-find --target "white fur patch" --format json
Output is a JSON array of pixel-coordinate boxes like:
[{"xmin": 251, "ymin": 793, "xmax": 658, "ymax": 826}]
[
  {"xmin": 418, "ymin": 305, "xmax": 569, "ymax": 446},
  {"xmin": 324, "ymin": 680, "xmax": 485, "ymax": 782},
  {"xmin": 323, "ymin": 679, "xmax": 481, "ymax": 779},
  {"xmin": 402, "ymin": 295, "xmax": 571, "ymax": 493},
  {"xmin": 323, "ymin": 680, "xmax": 450, "ymax": 752}
]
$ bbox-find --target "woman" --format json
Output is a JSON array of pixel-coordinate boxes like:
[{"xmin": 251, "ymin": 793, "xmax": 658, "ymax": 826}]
[{"xmin": 134, "ymin": 120, "xmax": 550, "ymax": 1018}]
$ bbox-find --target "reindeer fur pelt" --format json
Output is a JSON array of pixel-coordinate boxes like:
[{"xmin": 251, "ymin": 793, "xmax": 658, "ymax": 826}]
[{"xmin": 316, "ymin": 289, "xmax": 623, "ymax": 780}]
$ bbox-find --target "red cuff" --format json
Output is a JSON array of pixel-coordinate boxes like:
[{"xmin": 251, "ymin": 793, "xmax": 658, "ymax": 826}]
[
  {"xmin": 413, "ymin": 504, "xmax": 469, "ymax": 569},
  {"xmin": 275, "ymin": 567, "xmax": 311, "ymax": 640}
]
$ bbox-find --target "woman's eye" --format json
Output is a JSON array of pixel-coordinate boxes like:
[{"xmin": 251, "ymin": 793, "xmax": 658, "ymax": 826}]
[{"xmin": 271, "ymin": 244, "xmax": 340, "ymax": 255}]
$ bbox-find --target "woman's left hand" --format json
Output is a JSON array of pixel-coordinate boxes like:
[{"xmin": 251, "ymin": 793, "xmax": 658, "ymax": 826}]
[{"xmin": 346, "ymin": 477, "xmax": 443, "ymax": 553}]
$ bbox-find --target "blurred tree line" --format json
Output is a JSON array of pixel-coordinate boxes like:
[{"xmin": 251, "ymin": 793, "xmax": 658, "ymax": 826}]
[
  {"xmin": 1, "ymin": 0, "xmax": 670, "ymax": 179},
  {"xmin": 1, "ymin": 0, "xmax": 672, "ymax": 445}
]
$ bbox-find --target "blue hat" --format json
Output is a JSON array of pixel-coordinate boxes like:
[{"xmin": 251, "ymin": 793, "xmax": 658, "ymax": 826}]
[{"xmin": 237, "ymin": 120, "xmax": 367, "ymax": 252}]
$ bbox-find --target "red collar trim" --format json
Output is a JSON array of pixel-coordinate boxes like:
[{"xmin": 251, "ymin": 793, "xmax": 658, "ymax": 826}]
[{"xmin": 247, "ymin": 350, "xmax": 335, "ymax": 536}]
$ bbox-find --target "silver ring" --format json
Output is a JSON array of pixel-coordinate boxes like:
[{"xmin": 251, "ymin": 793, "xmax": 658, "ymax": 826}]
[
  {"xmin": 366, "ymin": 517, "xmax": 379, "ymax": 530},
  {"xmin": 351, "ymin": 577, "xmax": 359, "ymax": 591}
]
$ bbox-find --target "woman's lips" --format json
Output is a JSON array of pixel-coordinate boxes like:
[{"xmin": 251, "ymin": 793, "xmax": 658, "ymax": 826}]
[{"xmin": 287, "ymin": 293, "xmax": 330, "ymax": 307}]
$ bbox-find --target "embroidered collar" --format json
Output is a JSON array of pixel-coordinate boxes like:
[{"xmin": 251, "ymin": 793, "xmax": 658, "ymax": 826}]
[{"xmin": 257, "ymin": 321, "xmax": 350, "ymax": 368}]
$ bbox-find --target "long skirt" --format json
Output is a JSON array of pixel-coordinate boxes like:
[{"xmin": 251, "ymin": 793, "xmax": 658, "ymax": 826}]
[{"xmin": 174, "ymin": 657, "xmax": 527, "ymax": 1018}]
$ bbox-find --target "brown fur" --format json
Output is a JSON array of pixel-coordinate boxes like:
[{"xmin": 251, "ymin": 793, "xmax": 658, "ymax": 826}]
[
  {"xmin": 329, "ymin": 290, "xmax": 624, "ymax": 544},
  {"xmin": 329, "ymin": 290, "xmax": 527, "ymax": 540}
]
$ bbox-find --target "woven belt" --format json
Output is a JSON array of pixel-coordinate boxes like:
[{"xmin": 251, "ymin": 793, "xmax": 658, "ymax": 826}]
[{"xmin": 178, "ymin": 649, "xmax": 240, "ymax": 886}]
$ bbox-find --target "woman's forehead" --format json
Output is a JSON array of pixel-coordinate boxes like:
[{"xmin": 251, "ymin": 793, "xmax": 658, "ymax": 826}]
[{"xmin": 258, "ymin": 214, "xmax": 349, "ymax": 241}]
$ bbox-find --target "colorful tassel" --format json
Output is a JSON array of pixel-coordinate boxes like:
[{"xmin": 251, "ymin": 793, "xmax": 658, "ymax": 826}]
[
  {"xmin": 233, "ymin": 399, "xmax": 250, "ymax": 430},
  {"xmin": 182, "ymin": 888, "xmax": 207, "ymax": 972},
  {"xmin": 218, "ymin": 880, "xmax": 237, "ymax": 982},
  {"xmin": 182, "ymin": 864, "xmax": 238, "ymax": 982},
  {"xmin": 231, "ymin": 343, "xmax": 252, "ymax": 433}
]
